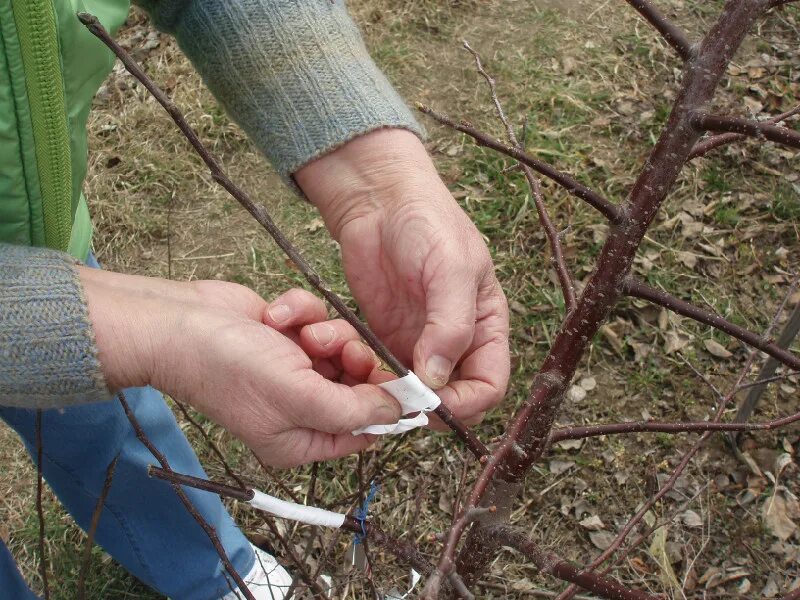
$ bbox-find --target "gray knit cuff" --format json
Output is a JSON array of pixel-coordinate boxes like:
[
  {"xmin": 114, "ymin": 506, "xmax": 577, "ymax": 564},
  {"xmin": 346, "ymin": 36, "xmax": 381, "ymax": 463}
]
[
  {"xmin": 0, "ymin": 244, "xmax": 110, "ymax": 409},
  {"xmin": 148, "ymin": 0, "xmax": 424, "ymax": 186}
]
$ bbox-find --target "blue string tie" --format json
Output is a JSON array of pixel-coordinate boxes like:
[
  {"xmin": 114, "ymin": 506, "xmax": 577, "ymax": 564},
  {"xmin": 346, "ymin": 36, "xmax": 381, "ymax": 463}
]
[{"xmin": 353, "ymin": 480, "xmax": 379, "ymax": 545}]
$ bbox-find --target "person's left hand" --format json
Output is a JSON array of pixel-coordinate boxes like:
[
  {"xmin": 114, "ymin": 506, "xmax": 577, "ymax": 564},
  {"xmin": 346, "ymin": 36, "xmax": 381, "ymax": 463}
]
[{"xmin": 296, "ymin": 129, "xmax": 510, "ymax": 429}]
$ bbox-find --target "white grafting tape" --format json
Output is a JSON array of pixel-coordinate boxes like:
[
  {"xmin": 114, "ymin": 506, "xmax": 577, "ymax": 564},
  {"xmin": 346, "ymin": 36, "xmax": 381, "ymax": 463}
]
[
  {"xmin": 248, "ymin": 490, "xmax": 346, "ymax": 528},
  {"xmin": 352, "ymin": 372, "xmax": 441, "ymax": 436}
]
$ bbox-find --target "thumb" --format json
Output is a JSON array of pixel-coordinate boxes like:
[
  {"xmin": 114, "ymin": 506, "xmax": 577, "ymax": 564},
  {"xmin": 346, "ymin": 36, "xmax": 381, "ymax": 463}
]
[
  {"xmin": 413, "ymin": 280, "xmax": 477, "ymax": 389},
  {"xmin": 294, "ymin": 375, "xmax": 402, "ymax": 435}
]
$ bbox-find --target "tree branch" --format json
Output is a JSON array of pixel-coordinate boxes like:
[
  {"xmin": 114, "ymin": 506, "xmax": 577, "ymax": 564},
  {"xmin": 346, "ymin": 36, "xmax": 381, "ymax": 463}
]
[
  {"xmin": 549, "ymin": 410, "xmax": 800, "ymax": 443},
  {"xmin": 688, "ymin": 104, "xmax": 800, "ymax": 159},
  {"xmin": 416, "ymin": 104, "xmax": 621, "ymax": 222},
  {"xmin": 780, "ymin": 587, "xmax": 800, "ymax": 600},
  {"xmin": 623, "ymin": 278, "xmax": 800, "ymax": 370},
  {"xmin": 690, "ymin": 111, "xmax": 800, "ymax": 149},
  {"xmin": 78, "ymin": 12, "xmax": 487, "ymax": 459},
  {"xmin": 491, "ymin": 526, "xmax": 656, "ymax": 600},
  {"xmin": 623, "ymin": 0, "xmax": 695, "ymax": 60}
]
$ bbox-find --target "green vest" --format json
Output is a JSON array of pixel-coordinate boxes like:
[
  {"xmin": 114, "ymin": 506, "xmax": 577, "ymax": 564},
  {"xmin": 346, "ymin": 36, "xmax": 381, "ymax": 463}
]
[{"xmin": 0, "ymin": 0, "xmax": 129, "ymax": 259}]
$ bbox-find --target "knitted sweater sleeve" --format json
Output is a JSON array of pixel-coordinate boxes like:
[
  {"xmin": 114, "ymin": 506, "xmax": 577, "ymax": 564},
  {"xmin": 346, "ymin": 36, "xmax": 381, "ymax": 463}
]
[
  {"xmin": 0, "ymin": 243, "xmax": 110, "ymax": 408},
  {"xmin": 134, "ymin": 0, "xmax": 423, "ymax": 184}
]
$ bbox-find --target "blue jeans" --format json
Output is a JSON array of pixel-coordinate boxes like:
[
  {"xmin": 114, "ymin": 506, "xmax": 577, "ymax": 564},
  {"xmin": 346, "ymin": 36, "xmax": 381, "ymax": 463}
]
[{"xmin": 0, "ymin": 255, "xmax": 255, "ymax": 599}]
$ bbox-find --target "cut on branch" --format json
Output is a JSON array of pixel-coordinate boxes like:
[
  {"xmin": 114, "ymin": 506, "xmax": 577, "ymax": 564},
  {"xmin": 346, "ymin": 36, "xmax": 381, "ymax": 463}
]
[
  {"xmin": 623, "ymin": 278, "xmax": 800, "ymax": 370},
  {"xmin": 623, "ymin": 0, "xmax": 694, "ymax": 60}
]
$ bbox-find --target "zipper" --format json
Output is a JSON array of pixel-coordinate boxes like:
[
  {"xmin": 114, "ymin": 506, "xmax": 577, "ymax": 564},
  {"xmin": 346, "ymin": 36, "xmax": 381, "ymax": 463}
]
[{"xmin": 11, "ymin": 0, "xmax": 73, "ymax": 251}]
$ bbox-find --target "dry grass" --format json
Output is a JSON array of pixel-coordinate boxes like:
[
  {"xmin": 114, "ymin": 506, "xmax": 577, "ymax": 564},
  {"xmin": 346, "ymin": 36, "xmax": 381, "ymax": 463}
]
[{"xmin": 1, "ymin": 1, "xmax": 799, "ymax": 598}]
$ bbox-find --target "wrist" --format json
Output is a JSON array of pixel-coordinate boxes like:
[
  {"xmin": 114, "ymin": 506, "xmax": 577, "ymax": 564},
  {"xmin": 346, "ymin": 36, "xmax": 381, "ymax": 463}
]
[
  {"xmin": 295, "ymin": 128, "xmax": 441, "ymax": 237},
  {"xmin": 79, "ymin": 267, "xmax": 189, "ymax": 392}
]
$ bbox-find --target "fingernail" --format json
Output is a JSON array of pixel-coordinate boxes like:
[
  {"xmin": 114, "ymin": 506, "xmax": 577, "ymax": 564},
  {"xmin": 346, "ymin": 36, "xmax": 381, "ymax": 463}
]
[
  {"xmin": 425, "ymin": 355, "xmax": 452, "ymax": 388},
  {"xmin": 268, "ymin": 304, "xmax": 291, "ymax": 323},
  {"xmin": 377, "ymin": 398, "xmax": 400, "ymax": 423},
  {"xmin": 360, "ymin": 342, "xmax": 377, "ymax": 364},
  {"xmin": 310, "ymin": 323, "xmax": 335, "ymax": 346}
]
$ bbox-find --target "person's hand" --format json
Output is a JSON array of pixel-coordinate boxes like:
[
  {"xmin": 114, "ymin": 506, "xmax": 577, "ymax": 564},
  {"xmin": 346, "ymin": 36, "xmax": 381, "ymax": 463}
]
[
  {"xmin": 79, "ymin": 268, "xmax": 401, "ymax": 467},
  {"xmin": 296, "ymin": 129, "xmax": 510, "ymax": 429}
]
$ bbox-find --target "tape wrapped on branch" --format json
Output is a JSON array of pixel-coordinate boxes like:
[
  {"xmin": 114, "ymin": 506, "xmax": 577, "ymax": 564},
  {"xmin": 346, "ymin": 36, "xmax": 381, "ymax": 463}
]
[{"xmin": 352, "ymin": 372, "xmax": 441, "ymax": 436}]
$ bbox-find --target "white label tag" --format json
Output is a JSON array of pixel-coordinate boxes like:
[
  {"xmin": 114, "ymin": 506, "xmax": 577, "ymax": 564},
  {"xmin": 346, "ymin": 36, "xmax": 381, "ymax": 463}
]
[{"xmin": 352, "ymin": 372, "xmax": 441, "ymax": 436}]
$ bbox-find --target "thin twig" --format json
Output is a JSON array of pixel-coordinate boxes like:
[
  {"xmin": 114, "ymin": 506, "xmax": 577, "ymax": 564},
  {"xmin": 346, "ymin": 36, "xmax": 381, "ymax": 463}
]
[
  {"xmin": 548, "ymin": 410, "xmax": 800, "ymax": 442},
  {"xmin": 149, "ymin": 466, "xmax": 254, "ymax": 501},
  {"xmin": 173, "ymin": 400, "xmax": 247, "ymax": 489},
  {"xmin": 78, "ymin": 11, "xmax": 487, "ymax": 460},
  {"xmin": 77, "ymin": 455, "xmax": 120, "ymax": 600},
  {"xmin": 462, "ymin": 40, "xmax": 577, "ymax": 313},
  {"xmin": 35, "ymin": 410, "xmax": 50, "ymax": 600}
]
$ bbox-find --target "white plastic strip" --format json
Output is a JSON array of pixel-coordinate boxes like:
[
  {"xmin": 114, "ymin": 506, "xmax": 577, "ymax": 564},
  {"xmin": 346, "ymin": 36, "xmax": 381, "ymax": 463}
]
[
  {"xmin": 353, "ymin": 372, "xmax": 441, "ymax": 436},
  {"xmin": 248, "ymin": 490, "xmax": 346, "ymax": 528},
  {"xmin": 386, "ymin": 569, "xmax": 422, "ymax": 599}
]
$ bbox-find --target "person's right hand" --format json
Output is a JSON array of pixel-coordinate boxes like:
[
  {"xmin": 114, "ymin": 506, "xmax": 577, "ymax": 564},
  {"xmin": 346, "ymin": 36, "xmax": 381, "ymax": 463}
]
[{"xmin": 78, "ymin": 268, "xmax": 401, "ymax": 467}]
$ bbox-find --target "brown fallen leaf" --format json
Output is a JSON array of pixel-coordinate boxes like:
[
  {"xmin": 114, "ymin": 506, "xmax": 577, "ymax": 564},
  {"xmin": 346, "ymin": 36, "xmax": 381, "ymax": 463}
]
[
  {"xmin": 549, "ymin": 460, "xmax": 576, "ymax": 476},
  {"xmin": 579, "ymin": 515, "xmax": 605, "ymax": 531},
  {"xmin": 589, "ymin": 530, "xmax": 616, "ymax": 550},
  {"xmin": 704, "ymin": 339, "xmax": 733, "ymax": 358},
  {"xmin": 762, "ymin": 488, "xmax": 800, "ymax": 541},
  {"xmin": 680, "ymin": 509, "xmax": 703, "ymax": 528},
  {"xmin": 664, "ymin": 331, "xmax": 691, "ymax": 354}
]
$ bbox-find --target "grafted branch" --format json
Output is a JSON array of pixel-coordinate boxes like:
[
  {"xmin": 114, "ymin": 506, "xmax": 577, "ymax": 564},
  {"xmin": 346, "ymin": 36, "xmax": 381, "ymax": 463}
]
[
  {"xmin": 148, "ymin": 465, "xmax": 436, "ymax": 576},
  {"xmin": 691, "ymin": 112, "xmax": 800, "ymax": 149},
  {"xmin": 493, "ymin": 526, "xmax": 655, "ymax": 600},
  {"xmin": 623, "ymin": 0, "xmax": 695, "ymax": 60},
  {"xmin": 417, "ymin": 105, "xmax": 621, "ymax": 222},
  {"xmin": 623, "ymin": 277, "xmax": 800, "ymax": 370}
]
